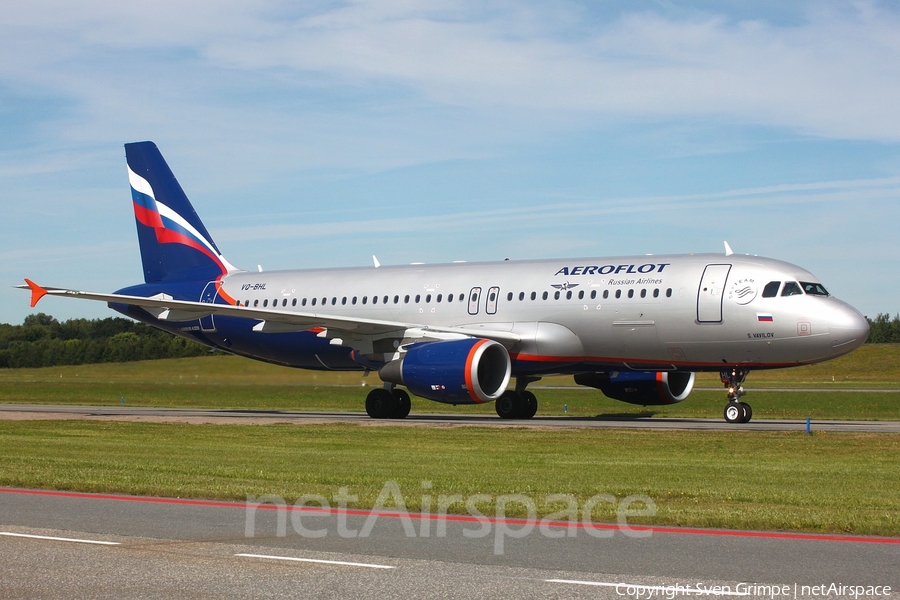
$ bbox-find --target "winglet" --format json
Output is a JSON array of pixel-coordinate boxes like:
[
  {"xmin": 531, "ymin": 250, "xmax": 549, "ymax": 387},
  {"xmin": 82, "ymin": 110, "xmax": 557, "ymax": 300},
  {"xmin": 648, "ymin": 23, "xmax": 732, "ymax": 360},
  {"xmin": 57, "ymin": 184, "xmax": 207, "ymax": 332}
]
[
  {"xmin": 724, "ymin": 241, "xmax": 734, "ymax": 257},
  {"xmin": 23, "ymin": 279, "xmax": 48, "ymax": 307}
]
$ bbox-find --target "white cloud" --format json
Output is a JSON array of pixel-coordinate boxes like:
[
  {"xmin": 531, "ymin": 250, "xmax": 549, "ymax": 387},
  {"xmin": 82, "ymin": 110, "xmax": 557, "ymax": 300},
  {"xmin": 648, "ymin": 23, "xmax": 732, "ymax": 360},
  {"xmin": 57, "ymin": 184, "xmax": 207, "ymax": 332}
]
[
  {"xmin": 2, "ymin": 0, "xmax": 900, "ymax": 149},
  {"xmin": 1, "ymin": 1, "xmax": 899, "ymax": 324},
  {"xmin": 212, "ymin": 175, "xmax": 900, "ymax": 243}
]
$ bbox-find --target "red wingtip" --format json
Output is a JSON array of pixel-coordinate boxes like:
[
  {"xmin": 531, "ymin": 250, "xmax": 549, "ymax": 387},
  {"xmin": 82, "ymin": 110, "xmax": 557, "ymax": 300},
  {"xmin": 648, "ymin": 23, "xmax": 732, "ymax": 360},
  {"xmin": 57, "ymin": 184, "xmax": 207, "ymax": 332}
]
[{"xmin": 24, "ymin": 279, "xmax": 48, "ymax": 308}]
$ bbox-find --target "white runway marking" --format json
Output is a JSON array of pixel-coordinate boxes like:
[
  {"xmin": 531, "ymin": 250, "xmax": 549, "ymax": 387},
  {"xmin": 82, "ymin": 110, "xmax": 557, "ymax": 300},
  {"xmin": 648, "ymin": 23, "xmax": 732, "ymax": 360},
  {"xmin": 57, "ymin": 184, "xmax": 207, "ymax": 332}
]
[
  {"xmin": 547, "ymin": 579, "xmax": 750, "ymax": 596},
  {"xmin": 0, "ymin": 531, "xmax": 120, "ymax": 546},
  {"xmin": 235, "ymin": 553, "xmax": 395, "ymax": 569}
]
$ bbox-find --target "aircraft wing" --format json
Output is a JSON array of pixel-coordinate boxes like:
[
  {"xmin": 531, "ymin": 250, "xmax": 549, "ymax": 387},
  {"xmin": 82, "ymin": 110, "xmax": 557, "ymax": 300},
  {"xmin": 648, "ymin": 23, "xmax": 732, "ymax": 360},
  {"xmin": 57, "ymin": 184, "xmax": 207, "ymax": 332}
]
[{"xmin": 19, "ymin": 280, "xmax": 521, "ymax": 347}]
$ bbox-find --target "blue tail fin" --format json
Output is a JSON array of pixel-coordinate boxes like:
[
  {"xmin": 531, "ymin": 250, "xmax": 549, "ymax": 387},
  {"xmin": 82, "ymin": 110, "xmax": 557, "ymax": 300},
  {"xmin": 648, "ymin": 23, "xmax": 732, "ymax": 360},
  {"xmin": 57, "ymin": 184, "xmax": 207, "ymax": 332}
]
[{"xmin": 125, "ymin": 141, "xmax": 237, "ymax": 283}]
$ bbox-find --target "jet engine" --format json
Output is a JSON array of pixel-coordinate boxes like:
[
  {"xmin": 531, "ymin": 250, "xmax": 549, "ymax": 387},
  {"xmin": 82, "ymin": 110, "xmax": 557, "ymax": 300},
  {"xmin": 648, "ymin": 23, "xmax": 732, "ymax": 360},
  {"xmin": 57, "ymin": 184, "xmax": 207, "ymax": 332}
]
[
  {"xmin": 574, "ymin": 371, "xmax": 695, "ymax": 406},
  {"xmin": 379, "ymin": 338, "xmax": 511, "ymax": 404}
]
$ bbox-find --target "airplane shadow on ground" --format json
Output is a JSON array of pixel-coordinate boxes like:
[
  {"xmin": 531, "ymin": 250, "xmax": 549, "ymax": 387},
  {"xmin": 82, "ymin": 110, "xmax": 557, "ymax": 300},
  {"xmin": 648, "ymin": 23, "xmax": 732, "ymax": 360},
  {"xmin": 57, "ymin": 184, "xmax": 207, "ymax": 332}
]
[{"xmin": 547, "ymin": 411, "xmax": 659, "ymax": 420}]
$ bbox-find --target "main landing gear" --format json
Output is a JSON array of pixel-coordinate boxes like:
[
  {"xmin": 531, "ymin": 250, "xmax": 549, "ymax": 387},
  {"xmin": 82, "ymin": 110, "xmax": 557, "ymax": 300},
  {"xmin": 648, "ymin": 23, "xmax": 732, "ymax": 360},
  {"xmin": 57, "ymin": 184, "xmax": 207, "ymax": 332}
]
[
  {"xmin": 495, "ymin": 377, "xmax": 540, "ymax": 419},
  {"xmin": 721, "ymin": 368, "xmax": 752, "ymax": 424},
  {"xmin": 364, "ymin": 377, "xmax": 542, "ymax": 420},
  {"xmin": 365, "ymin": 385, "xmax": 411, "ymax": 419}
]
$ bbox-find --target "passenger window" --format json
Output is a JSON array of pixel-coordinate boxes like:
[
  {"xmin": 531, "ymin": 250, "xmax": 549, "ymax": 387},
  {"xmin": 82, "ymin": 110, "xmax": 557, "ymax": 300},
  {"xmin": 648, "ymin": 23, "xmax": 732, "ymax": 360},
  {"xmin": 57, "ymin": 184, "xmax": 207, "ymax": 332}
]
[
  {"xmin": 565, "ymin": 291, "xmax": 571, "ymax": 300},
  {"xmin": 282, "ymin": 299, "xmax": 288, "ymax": 307},
  {"xmin": 394, "ymin": 295, "xmax": 399, "ymax": 304},
  {"xmin": 781, "ymin": 282, "xmax": 802, "ymax": 297},
  {"xmin": 362, "ymin": 296, "xmax": 367, "ymax": 304},
  {"xmin": 542, "ymin": 291, "xmax": 548, "ymax": 300},
  {"xmin": 519, "ymin": 292, "xmax": 525, "ymax": 301},
  {"xmin": 404, "ymin": 295, "xmax": 410, "ymax": 303},
  {"xmin": 653, "ymin": 289, "xmax": 659, "ymax": 298},
  {"xmin": 628, "ymin": 289, "xmax": 634, "ymax": 299},
  {"xmin": 415, "ymin": 294, "xmax": 421, "ymax": 303},
  {"xmin": 383, "ymin": 295, "xmax": 388, "ymax": 304},
  {"xmin": 311, "ymin": 298, "xmax": 317, "ymax": 306},
  {"xmin": 615, "ymin": 290, "xmax": 621, "ymax": 299},
  {"xmin": 590, "ymin": 290, "xmax": 596, "ymax": 300},
  {"xmin": 263, "ymin": 299, "xmax": 268, "ymax": 307},
  {"xmin": 531, "ymin": 292, "xmax": 536, "ymax": 301},
  {"xmin": 352, "ymin": 297, "xmax": 357, "ymax": 305},
  {"xmin": 578, "ymin": 290, "xmax": 584, "ymax": 300},
  {"xmin": 640, "ymin": 289, "xmax": 646, "ymax": 298},
  {"xmin": 762, "ymin": 281, "xmax": 781, "ymax": 298},
  {"xmin": 292, "ymin": 298, "xmax": 297, "ymax": 306},
  {"xmin": 603, "ymin": 290, "xmax": 609, "ymax": 299},
  {"xmin": 426, "ymin": 294, "xmax": 432, "ymax": 303},
  {"xmin": 373, "ymin": 296, "xmax": 378, "ymax": 304},
  {"xmin": 253, "ymin": 299, "xmax": 259, "ymax": 307},
  {"xmin": 302, "ymin": 298, "xmax": 307, "ymax": 306},
  {"xmin": 437, "ymin": 294, "xmax": 442, "ymax": 303},
  {"xmin": 666, "ymin": 288, "xmax": 672, "ymax": 297}
]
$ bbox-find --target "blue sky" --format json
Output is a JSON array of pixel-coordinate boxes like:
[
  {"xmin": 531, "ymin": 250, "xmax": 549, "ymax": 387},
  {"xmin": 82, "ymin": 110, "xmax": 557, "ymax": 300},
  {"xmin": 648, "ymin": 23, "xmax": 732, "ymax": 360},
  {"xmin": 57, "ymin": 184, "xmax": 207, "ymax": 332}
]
[{"xmin": 2, "ymin": 0, "xmax": 899, "ymax": 325}]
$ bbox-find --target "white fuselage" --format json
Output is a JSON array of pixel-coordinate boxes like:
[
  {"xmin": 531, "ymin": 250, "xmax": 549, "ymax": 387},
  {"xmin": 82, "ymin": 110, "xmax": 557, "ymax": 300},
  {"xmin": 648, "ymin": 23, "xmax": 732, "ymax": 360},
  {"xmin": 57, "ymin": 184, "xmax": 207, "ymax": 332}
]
[{"xmin": 213, "ymin": 253, "xmax": 867, "ymax": 372}]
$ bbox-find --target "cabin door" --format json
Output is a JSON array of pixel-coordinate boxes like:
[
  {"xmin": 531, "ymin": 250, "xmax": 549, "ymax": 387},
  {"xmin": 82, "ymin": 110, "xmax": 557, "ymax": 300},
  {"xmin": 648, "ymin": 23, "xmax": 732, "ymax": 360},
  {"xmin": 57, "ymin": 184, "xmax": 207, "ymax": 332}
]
[
  {"xmin": 199, "ymin": 281, "xmax": 218, "ymax": 332},
  {"xmin": 696, "ymin": 264, "xmax": 731, "ymax": 323}
]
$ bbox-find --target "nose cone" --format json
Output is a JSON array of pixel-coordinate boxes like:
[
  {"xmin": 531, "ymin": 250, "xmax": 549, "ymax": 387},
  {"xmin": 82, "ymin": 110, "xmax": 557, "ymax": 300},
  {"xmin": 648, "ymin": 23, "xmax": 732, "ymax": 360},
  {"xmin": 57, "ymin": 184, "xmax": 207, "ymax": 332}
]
[{"xmin": 828, "ymin": 301, "xmax": 869, "ymax": 355}]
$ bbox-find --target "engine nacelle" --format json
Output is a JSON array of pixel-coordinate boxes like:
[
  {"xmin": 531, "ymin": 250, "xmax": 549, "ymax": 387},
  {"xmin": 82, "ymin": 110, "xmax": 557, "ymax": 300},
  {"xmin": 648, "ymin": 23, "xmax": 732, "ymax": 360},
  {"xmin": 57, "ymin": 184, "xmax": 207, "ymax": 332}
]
[
  {"xmin": 379, "ymin": 338, "xmax": 511, "ymax": 404},
  {"xmin": 574, "ymin": 371, "xmax": 695, "ymax": 406}
]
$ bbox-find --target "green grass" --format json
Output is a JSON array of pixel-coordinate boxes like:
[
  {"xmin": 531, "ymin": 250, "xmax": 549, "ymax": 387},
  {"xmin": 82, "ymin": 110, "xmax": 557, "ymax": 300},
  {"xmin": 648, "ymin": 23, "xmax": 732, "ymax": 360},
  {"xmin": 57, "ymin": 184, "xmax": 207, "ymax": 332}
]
[
  {"xmin": 0, "ymin": 420, "xmax": 896, "ymax": 536},
  {"xmin": 1, "ymin": 345, "xmax": 899, "ymax": 419},
  {"xmin": 1, "ymin": 346, "xmax": 898, "ymax": 536}
]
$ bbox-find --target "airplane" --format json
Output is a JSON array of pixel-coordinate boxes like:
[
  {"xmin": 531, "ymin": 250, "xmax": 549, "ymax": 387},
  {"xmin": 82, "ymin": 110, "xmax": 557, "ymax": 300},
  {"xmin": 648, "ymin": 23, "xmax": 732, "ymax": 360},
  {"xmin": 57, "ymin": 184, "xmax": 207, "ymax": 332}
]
[{"xmin": 21, "ymin": 141, "xmax": 869, "ymax": 423}]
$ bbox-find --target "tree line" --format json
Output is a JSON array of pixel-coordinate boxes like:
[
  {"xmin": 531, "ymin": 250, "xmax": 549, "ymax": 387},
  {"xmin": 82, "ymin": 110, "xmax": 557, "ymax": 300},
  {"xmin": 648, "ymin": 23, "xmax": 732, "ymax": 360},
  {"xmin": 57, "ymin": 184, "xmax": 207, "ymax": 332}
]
[
  {"xmin": 0, "ymin": 313, "xmax": 210, "ymax": 368},
  {"xmin": 0, "ymin": 312, "xmax": 898, "ymax": 369},
  {"xmin": 866, "ymin": 313, "xmax": 900, "ymax": 344}
]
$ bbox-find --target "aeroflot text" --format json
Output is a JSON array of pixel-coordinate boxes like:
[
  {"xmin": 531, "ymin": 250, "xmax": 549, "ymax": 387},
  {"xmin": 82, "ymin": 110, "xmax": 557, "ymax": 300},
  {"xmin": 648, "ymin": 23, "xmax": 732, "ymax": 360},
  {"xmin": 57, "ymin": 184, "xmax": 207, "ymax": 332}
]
[{"xmin": 555, "ymin": 263, "xmax": 670, "ymax": 277}]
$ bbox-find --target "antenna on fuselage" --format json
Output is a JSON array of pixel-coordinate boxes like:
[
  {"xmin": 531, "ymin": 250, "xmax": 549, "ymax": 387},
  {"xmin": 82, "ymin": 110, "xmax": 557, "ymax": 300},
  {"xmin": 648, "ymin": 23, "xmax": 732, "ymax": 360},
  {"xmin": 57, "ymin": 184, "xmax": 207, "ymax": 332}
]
[{"xmin": 724, "ymin": 241, "xmax": 734, "ymax": 257}]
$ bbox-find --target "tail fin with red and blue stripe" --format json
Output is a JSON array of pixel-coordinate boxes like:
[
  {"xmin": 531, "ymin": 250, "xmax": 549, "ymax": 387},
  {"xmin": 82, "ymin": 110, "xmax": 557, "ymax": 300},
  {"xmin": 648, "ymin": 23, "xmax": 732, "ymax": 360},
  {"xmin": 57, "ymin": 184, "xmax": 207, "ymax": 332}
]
[{"xmin": 125, "ymin": 141, "xmax": 237, "ymax": 283}]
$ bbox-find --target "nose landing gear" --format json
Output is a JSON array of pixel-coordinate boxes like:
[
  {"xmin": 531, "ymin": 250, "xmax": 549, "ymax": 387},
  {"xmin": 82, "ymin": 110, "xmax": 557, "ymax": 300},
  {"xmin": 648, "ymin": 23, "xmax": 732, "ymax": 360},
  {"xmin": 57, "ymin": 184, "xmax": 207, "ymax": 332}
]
[{"xmin": 721, "ymin": 368, "xmax": 752, "ymax": 423}]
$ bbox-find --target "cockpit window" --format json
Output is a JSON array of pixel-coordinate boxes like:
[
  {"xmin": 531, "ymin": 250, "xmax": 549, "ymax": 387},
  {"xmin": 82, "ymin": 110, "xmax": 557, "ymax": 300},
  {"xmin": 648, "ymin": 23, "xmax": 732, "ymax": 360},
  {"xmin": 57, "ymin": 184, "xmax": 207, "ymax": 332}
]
[
  {"xmin": 762, "ymin": 281, "xmax": 781, "ymax": 298},
  {"xmin": 781, "ymin": 281, "xmax": 802, "ymax": 296},
  {"xmin": 801, "ymin": 282, "xmax": 829, "ymax": 296}
]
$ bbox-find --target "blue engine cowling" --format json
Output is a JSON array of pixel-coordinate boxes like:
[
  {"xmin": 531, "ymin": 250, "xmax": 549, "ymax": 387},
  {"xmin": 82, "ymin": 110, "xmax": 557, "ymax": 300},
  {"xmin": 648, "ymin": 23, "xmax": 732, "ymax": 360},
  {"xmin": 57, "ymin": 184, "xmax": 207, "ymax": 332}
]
[
  {"xmin": 574, "ymin": 371, "xmax": 695, "ymax": 406},
  {"xmin": 379, "ymin": 338, "xmax": 511, "ymax": 404}
]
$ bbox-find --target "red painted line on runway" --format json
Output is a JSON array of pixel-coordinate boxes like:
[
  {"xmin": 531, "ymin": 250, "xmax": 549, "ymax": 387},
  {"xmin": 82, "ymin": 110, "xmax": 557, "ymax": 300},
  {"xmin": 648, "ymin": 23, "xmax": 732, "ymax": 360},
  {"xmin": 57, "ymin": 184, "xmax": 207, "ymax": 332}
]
[{"xmin": 3, "ymin": 487, "xmax": 898, "ymax": 545}]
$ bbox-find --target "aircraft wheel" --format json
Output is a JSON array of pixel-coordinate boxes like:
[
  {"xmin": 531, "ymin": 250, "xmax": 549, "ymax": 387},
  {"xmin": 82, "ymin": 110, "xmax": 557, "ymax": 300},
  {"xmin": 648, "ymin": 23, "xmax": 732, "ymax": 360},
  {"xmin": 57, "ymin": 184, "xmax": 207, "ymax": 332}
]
[
  {"xmin": 495, "ymin": 391, "xmax": 519, "ymax": 419},
  {"xmin": 739, "ymin": 402, "xmax": 752, "ymax": 423},
  {"xmin": 392, "ymin": 389, "xmax": 411, "ymax": 419},
  {"xmin": 366, "ymin": 388, "xmax": 397, "ymax": 419},
  {"xmin": 520, "ymin": 390, "xmax": 538, "ymax": 419},
  {"xmin": 724, "ymin": 402, "xmax": 744, "ymax": 424}
]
